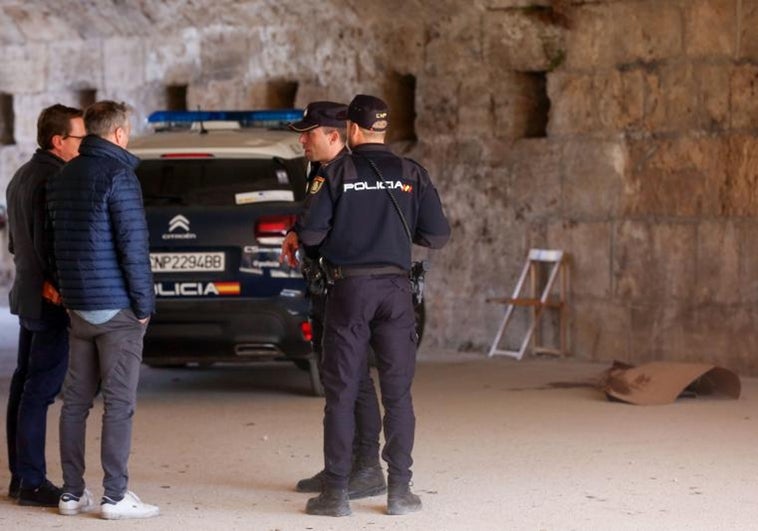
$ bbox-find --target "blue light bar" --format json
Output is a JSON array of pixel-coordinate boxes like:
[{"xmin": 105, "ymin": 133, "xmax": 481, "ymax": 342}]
[{"xmin": 147, "ymin": 109, "xmax": 303, "ymax": 127}]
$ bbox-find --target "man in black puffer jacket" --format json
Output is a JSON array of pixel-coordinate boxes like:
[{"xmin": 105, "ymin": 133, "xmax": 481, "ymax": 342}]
[{"xmin": 47, "ymin": 101, "xmax": 159, "ymax": 520}]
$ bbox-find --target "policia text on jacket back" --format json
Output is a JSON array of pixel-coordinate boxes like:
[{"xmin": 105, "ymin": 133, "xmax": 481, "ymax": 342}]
[{"xmin": 287, "ymin": 94, "xmax": 451, "ymax": 517}]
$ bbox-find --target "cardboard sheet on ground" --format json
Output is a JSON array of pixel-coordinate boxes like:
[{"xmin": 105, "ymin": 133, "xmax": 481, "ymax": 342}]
[{"xmin": 601, "ymin": 361, "xmax": 741, "ymax": 405}]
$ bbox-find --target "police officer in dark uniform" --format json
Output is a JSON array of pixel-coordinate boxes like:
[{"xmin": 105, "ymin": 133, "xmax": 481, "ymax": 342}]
[
  {"xmin": 285, "ymin": 102, "xmax": 351, "ymax": 375},
  {"xmin": 282, "ymin": 102, "xmax": 386, "ymax": 500},
  {"xmin": 284, "ymin": 94, "xmax": 451, "ymax": 517}
]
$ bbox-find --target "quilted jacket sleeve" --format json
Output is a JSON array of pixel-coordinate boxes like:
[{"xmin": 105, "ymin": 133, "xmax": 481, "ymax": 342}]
[{"xmin": 109, "ymin": 167, "xmax": 155, "ymax": 319}]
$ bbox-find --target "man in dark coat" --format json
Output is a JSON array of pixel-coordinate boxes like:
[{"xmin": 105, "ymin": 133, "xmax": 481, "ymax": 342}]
[
  {"xmin": 47, "ymin": 101, "xmax": 158, "ymax": 519},
  {"xmin": 5, "ymin": 103, "xmax": 84, "ymax": 507}
]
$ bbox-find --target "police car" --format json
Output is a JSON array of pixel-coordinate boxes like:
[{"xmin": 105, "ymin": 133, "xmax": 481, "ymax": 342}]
[{"xmin": 130, "ymin": 110, "xmax": 323, "ymax": 395}]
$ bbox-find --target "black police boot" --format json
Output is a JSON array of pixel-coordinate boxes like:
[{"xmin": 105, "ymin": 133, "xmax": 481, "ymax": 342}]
[
  {"xmin": 348, "ymin": 463, "xmax": 386, "ymax": 499},
  {"xmin": 305, "ymin": 487, "xmax": 351, "ymax": 517},
  {"xmin": 8, "ymin": 477, "xmax": 20, "ymax": 499},
  {"xmin": 17, "ymin": 478, "xmax": 63, "ymax": 507},
  {"xmin": 387, "ymin": 483, "xmax": 422, "ymax": 516},
  {"xmin": 295, "ymin": 469, "xmax": 324, "ymax": 493}
]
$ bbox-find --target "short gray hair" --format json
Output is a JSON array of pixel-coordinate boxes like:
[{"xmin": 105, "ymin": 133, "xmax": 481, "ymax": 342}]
[
  {"xmin": 322, "ymin": 126, "xmax": 346, "ymax": 144},
  {"xmin": 84, "ymin": 100, "xmax": 132, "ymax": 138}
]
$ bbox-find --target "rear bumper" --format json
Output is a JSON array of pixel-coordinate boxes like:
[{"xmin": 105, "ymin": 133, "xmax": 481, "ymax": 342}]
[{"xmin": 143, "ymin": 297, "xmax": 312, "ymax": 363}]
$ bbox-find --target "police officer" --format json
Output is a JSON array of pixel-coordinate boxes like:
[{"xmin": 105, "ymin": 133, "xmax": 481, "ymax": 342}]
[
  {"xmin": 283, "ymin": 102, "xmax": 386, "ymax": 500},
  {"xmin": 285, "ymin": 94, "xmax": 451, "ymax": 517}
]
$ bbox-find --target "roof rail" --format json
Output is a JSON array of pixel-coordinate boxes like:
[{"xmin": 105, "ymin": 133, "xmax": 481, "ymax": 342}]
[{"xmin": 147, "ymin": 109, "xmax": 303, "ymax": 131}]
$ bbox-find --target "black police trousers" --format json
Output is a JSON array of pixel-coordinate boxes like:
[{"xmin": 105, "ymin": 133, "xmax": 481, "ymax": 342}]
[
  {"xmin": 321, "ymin": 274, "xmax": 417, "ymax": 489},
  {"xmin": 311, "ymin": 291, "xmax": 382, "ymax": 465}
]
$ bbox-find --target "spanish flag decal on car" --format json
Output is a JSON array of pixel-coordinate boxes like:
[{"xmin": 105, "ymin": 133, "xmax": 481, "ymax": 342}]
[{"xmin": 214, "ymin": 282, "xmax": 241, "ymax": 295}]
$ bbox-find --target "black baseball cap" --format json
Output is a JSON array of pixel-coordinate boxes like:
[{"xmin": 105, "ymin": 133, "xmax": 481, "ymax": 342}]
[
  {"xmin": 339, "ymin": 94, "xmax": 389, "ymax": 132},
  {"xmin": 288, "ymin": 101, "xmax": 347, "ymax": 132}
]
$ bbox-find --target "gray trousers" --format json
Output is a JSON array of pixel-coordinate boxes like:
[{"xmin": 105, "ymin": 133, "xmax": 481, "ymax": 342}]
[{"xmin": 59, "ymin": 309, "xmax": 146, "ymax": 499}]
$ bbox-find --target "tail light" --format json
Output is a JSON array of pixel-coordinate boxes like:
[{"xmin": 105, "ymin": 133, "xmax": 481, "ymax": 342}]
[
  {"xmin": 255, "ymin": 214, "xmax": 296, "ymax": 241},
  {"xmin": 300, "ymin": 321, "xmax": 313, "ymax": 342}
]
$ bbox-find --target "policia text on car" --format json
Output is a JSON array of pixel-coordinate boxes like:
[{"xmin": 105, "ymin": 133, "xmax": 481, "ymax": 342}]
[{"xmin": 284, "ymin": 94, "xmax": 451, "ymax": 517}]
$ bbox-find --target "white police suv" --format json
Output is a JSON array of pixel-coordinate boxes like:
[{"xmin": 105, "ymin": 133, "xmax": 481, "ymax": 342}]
[{"xmin": 130, "ymin": 110, "xmax": 323, "ymax": 396}]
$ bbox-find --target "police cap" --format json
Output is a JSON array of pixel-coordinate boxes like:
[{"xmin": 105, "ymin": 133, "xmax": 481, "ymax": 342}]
[
  {"xmin": 339, "ymin": 94, "xmax": 389, "ymax": 132},
  {"xmin": 288, "ymin": 101, "xmax": 348, "ymax": 132}
]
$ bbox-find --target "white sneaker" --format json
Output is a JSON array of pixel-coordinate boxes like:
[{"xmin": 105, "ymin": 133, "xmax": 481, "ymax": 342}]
[
  {"xmin": 59, "ymin": 488, "xmax": 97, "ymax": 515},
  {"xmin": 100, "ymin": 490, "xmax": 160, "ymax": 520}
]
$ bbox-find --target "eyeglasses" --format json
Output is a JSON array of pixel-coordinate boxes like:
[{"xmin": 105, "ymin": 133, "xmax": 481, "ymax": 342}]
[{"xmin": 64, "ymin": 135, "xmax": 86, "ymax": 140}]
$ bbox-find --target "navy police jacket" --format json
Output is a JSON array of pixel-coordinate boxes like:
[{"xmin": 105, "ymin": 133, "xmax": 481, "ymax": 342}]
[
  {"xmin": 295, "ymin": 143, "xmax": 450, "ymax": 270},
  {"xmin": 47, "ymin": 135, "xmax": 155, "ymax": 319}
]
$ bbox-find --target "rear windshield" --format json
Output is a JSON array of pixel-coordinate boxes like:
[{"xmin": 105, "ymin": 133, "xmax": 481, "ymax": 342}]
[{"xmin": 136, "ymin": 157, "xmax": 306, "ymax": 206}]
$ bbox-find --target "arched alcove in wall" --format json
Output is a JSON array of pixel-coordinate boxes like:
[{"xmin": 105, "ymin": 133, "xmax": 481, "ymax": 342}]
[
  {"xmin": 0, "ymin": 94, "xmax": 15, "ymax": 146},
  {"xmin": 78, "ymin": 89, "xmax": 97, "ymax": 109},
  {"xmin": 265, "ymin": 80, "xmax": 299, "ymax": 109},
  {"xmin": 383, "ymin": 71, "xmax": 417, "ymax": 143},
  {"xmin": 166, "ymin": 85, "xmax": 189, "ymax": 111}
]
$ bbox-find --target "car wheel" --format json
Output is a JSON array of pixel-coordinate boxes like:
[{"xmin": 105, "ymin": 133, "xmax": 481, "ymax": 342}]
[{"xmin": 308, "ymin": 353, "xmax": 324, "ymax": 397}]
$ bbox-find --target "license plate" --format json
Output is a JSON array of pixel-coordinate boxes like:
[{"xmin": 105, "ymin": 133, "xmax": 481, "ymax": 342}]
[{"xmin": 150, "ymin": 252, "xmax": 225, "ymax": 273}]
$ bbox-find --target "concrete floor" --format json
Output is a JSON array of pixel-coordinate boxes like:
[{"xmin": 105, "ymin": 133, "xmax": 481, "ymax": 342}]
[{"xmin": 1, "ymin": 308, "xmax": 758, "ymax": 530}]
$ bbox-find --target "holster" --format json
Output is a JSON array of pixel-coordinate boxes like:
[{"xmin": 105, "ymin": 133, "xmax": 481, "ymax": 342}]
[
  {"xmin": 301, "ymin": 256, "xmax": 328, "ymax": 296},
  {"xmin": 410, "ymin": 260, "xmax": 429, "ymax": 306},
  {"xmin": 322, "ymin": 261, "xmax": 344, "ymax": 282}
]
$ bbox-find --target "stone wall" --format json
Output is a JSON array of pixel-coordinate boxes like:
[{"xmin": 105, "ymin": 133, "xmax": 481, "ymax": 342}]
[{"xmin": 1, "ymin": 0, "xmax": 758, "ymax": 373}]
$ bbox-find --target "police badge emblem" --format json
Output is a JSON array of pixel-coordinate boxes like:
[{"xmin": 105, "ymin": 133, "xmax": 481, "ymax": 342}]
[{"xmin": 309, "ymin": 176, "xmax": 325, "ymax": 194}]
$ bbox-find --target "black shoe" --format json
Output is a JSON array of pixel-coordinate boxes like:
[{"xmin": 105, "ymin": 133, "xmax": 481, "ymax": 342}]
[
  {"xmin": 17, "ymin": 479, "xmax": 63, "ymax": 507},
  {"xmin": 296, "ymin": 470, "xmax": 324, "ymax": 493},
  {"xmin": 348, "ymin": 464, "xmax": 386, "ymax": 499},
  {"xmin": 305, "ymin": 487, "xmax": 351, "ymax": 517},
  {"xmin": 8, "ymin": 477, "xmax": 20, "ymax": 499},
  {"xmin": 387, "ymin": 483, "xmax": 422, "ymax": 515}
]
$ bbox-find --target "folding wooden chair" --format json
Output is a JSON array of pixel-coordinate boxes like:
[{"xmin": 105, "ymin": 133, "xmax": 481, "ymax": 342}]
[{"xmin": 487, "ymin": 249, "xmax": 568, "ymax": 360}]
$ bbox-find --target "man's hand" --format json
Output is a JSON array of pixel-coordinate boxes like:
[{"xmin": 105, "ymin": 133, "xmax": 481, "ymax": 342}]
[
  {"xmin": 138, "ymin": 317, "xmax": 150, "ymax": 325},
  {"xmin": 280, "ymin": 231, "xmax": 300, "ymax": 268}
]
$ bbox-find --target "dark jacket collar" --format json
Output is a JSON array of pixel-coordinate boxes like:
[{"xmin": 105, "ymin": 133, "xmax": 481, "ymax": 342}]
[
  {"xmin": 351, "ymin": 143, "xmax": 390, "ymax": 154},
  {"xmin": 78, "ymin": 135, "xmax": 140, "ymax": 169},
  {"xmin": 325, "ymin": 146, "xmax": 350, "ymax": 165},
  {"xmin": 307, "ymin": 146, "xmax": 350, "ymax": 181},
  {"xmin": 31, "ymin": 149, "xmax": 65, "ymax": 168}
]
